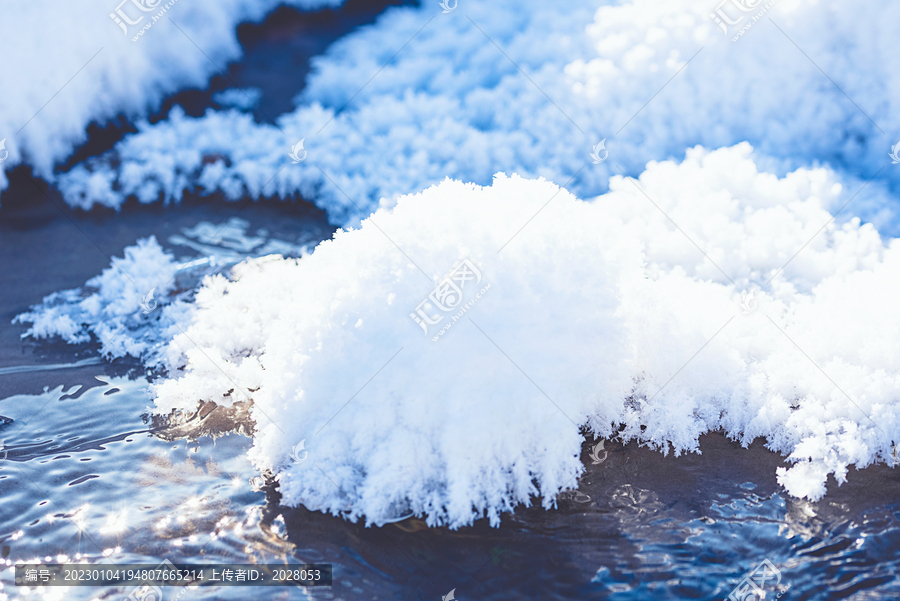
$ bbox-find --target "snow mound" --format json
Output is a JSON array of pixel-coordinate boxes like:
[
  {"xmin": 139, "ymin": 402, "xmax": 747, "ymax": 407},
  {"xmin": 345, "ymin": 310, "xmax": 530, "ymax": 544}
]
[
  {"xmin": 56, "ymin": 0, "xmax": 900, "ymax": 230},
  {"xmin": 0, "ymin": 0, "xmax": 341, "ymax": 200},
  {"xmin": 147, "ymin": 145, "xmax": 900, "ymax": 527}
]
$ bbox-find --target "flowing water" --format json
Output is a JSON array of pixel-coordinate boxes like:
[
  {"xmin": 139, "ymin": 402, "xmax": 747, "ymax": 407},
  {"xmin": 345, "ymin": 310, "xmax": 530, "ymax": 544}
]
[
  {"xmin": 1, "ymin": 1, "xmax": 899, "ymax": 599},
  {"xmin": 2, "ymin": 371, "xmax": 899, "ymax": 600}
]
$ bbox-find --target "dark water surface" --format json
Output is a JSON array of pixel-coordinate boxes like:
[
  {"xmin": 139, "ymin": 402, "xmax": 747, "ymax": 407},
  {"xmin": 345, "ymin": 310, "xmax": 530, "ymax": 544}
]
[
  {"xmin": 2, "ymin": 372, "xmax": 899, "ymax": 600},
  {"xmin": 2, "ymin": 1, "xmax": 900, "ymax": 599}
]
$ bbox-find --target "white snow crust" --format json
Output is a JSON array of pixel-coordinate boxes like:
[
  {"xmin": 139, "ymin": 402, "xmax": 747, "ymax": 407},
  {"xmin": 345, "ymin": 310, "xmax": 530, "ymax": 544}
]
[
  {"xmin": 54, "ymin": 0, "xmax": 900, "ymax": 231},
  {"xmin": 0, "ymin": 0, "xmax": 341, "ymax": 199}
]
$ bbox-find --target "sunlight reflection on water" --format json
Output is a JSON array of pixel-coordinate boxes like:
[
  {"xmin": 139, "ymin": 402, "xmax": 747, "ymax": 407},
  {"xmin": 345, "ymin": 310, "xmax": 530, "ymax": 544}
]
[{"xmin": 0, "ymin": 375, "xmax": 898, "ymax": 600}]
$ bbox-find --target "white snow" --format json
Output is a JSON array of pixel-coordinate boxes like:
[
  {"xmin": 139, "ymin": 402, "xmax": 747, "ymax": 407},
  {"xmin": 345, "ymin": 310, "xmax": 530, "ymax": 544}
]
[
  {"xmin": 213, "ymin": 88, "xmax": 264, "ymax": 110},
  {"xmin": 15, "ymin": 218, "xmax": 312, "ymax": 363},
  {"xmin": 55, "ymin": 0, "xmax": 900, "ymax": 231},
  {"xmin": 0, "ymin": 0, "xmax": 341, "ymax": 199},
  {"xmin": 133, "ymin": 145, "xmax": 900, "ymax": 527},
  {"xmin": 15, "ymin": 237, "xmax": 180, "ymax": 360}
]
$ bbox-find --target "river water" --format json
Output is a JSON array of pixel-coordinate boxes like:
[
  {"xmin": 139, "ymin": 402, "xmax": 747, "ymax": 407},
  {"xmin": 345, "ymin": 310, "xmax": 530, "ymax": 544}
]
[
  {"xmin": 2, "ymin": 371, "xmax": 899, "ymax": 600},
  {"xmin": 1, "ymin": 1, "xmax": 899, "ymax": 599}
]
